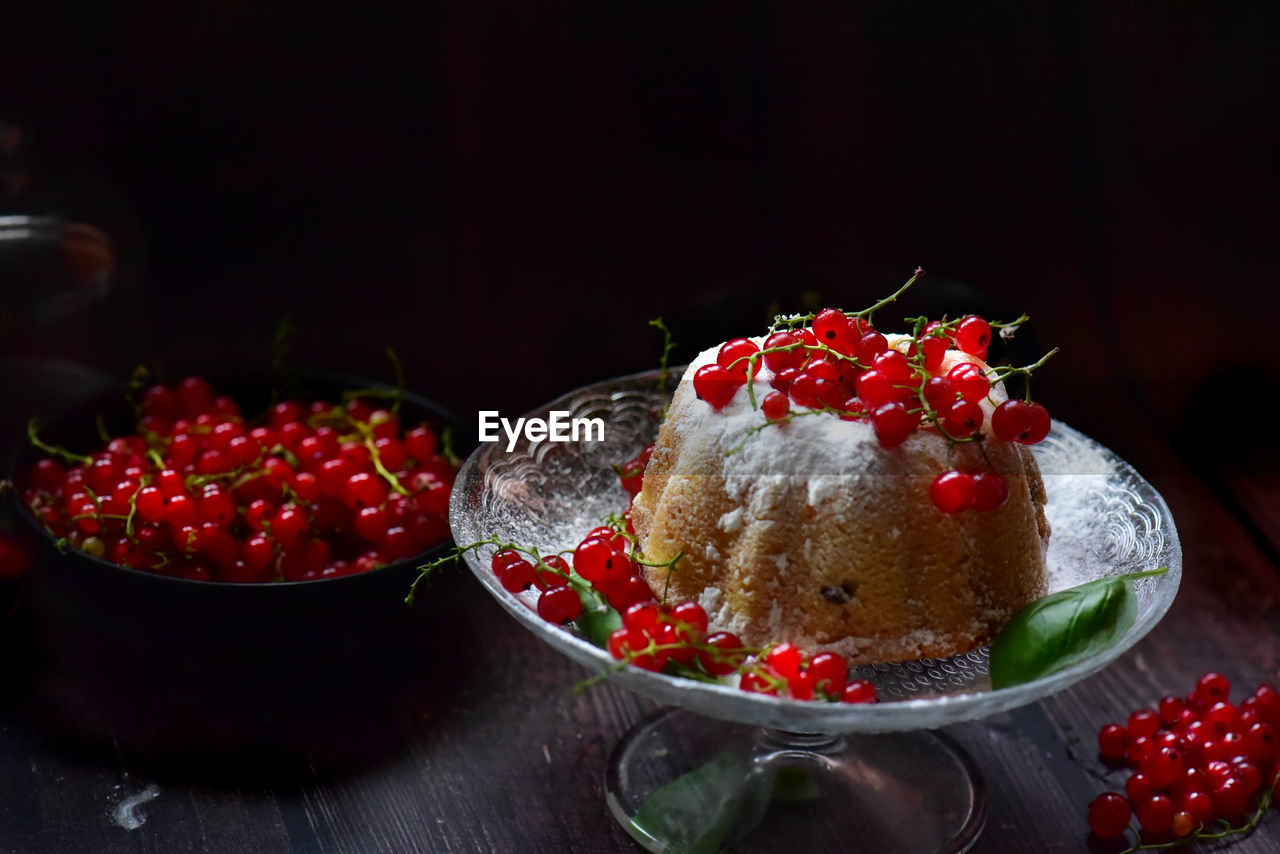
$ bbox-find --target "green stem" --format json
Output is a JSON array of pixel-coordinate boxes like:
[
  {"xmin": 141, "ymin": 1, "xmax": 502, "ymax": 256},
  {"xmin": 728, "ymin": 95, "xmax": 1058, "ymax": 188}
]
[
  {"xmin": 854, "ymin": 266, "xmax": 924, "ymax": 324},
  {"xmin": 989, "ymin": 312, "xmax": 1030, "ymax": 330},
  {"xmin": 368, "ymin": 433, "xmax": 411, "ymax": 496},
  {"xmin": 1117, "ymin": 763, "xmax": 1276, "ymax": 853},
  {"xmin": 405, "ymin": 538, "xmax": 498, "ymax": 605},
  {"xmin": 649, "ymin": 317, "xmax": 677, "ymax": 394},
  {"xmin": 27, "ymin": 418, "xmax": 92, "ymax": 465},
  {"xmin": 989, "ymin": 347, "xmax": 1059, "ymax": 384},
  {"xmin": 439, "ymin": 424, "xmax": 461, "ymax": 468}
]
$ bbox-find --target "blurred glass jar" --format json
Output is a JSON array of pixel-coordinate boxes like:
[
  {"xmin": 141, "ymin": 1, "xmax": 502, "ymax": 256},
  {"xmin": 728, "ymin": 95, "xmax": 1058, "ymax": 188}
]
[{"xmin": 1, "ymin": 118, "xmax": 151, "ymax": 450}]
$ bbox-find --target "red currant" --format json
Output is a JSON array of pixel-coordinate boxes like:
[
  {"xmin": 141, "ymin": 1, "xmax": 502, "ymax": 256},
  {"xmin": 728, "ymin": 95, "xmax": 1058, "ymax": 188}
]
[
  {"xmin": 762, "ymin": 332, "xmax": 807, "ymax": 373},
  {"xmin": 1195, "ymin": 672, "xmax": 1231, "ymax": 707},
  {"xmin": 579, "ymin": 538, "xmax": 626, "ymax": 585},
  {"xmin": 1023, "ymin": 402, "xmax": 1051, "ymax": 444},
  {"xmin": 622, "ymin": 601, "xmax": 661, "ymax": 633},
  {"xmin": 1141, "ymin": 745, "xmax": 1185, "ymax": 789},
  {"xmin": 812, "ymin": 309, "xmax": 854, "ymax": 352},
  {"xmin": 841, "ymin": 680, "xmax": 877, "ymax": 704},
  {"xmin": 807, "ymin": 652, "xmax": 848, "ymax": 697},
  {"xmin": 1128, "ymin": 709, "xmax": 1161, "ymax": 740},
  {"xmin": 1243, "ymin": 721, "xmax": 1278, "ymax": 764},
  {"xmin": 1087, "ymin": 792, "xmax": 1130, "ymax": 838},
  {"xmin": 494, "ymin": 550, "xmax": 524, "ymax": 578},
  {"xmin": 971, "ymin": 472, "xmax": 1009, "ymax": 512},
  {"xmin": 499, "ymin": 559, "xmax": 537, "ymax": 593},
  {"xmin": 1098, "ymin": 723, "xmax": 1128, "ymax": 761},
  {"xmin": 1135, "ymin": 793, "xmax": 1175, "ymax": 834},
  {"xmin": 917, "ymin": 335, "xmax": 948, "ymax": 372},
  {"xmin": 1204, "ymin": 701, "xmax": 1240, "ymax": 737},
  {"xmin": 855, "ymin": 330, "xmax": 888, "ymax": 364},
  {"xmin": 1182, "ymin": 790, "xmax": 1213, "ymax": 824},
  {"xmin": 954, "ymin": 316, "xmax": 992, "ymax": 355},
  {"xmin": 536, "ymin": 586, "xmax": 581, "ymax": 624},
  {"xmin": 930, "ymin": 471, "xmax": 975, "ymax": 514},
  {"xmin": 717, "ymin": 338, "xmax": 760, "ymax": 381},
  {"xmin": 533, "ymin": 554, "xmax": 571, "ymax": 590},
  {"xmin": 922, "ymin": 376, "xmax": 956, "ymax": 412},
  {"xmin": 698, "ymin": 632, "xmax": 746, "ymax": 677},
  {"xmin": 991, "ymin": 400, "xmax": 1032, "ymax": 442},
  {"xmin": 940, "ymin": 399, "xmax": 983, "ymax": 438},
  {"xmin": 670, "ymin": 601, "xmax": 708, "ymax": 638},
  {"xmin": 740, "ymin": 671, "xmax": 781, "ymax": 696},
  {"xmin": 693, "ymin": 364, "xmax": 743, "ymax": 409},
  {"xmin": 946, "ymin": 362, "xmax": 990, "ymax": 402},
  {"xmin": 761, "ymin": 390, "xmax": 790, "ymax": 422},
  {"xmin": 1126, "ymin": 771, "xmax": 1156, "ymax": 802},
  {"xmin": 1158, "ymin": 695, "xmax": 1185, "ymax": 726},
  {"xmin": 1212, "ymin": 777, "xmax": 1249, "ymax": 822},
  {"xmin": 763, "ymin": 643, "xmax": 803, "ymax": 682},
  {"xmin": 870, "ymin": 402, "xmax": 920, "ymax": 449}
]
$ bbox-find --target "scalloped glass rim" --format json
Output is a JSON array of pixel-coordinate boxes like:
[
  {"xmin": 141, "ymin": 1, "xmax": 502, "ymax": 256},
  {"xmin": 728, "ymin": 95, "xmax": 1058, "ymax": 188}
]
[{"xmin": 449, "ymin": 369, "xmax": 1182, "ymax": 733}]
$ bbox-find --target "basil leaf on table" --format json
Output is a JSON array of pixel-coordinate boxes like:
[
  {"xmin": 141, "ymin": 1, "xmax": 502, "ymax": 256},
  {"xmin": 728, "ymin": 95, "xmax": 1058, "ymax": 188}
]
[
  {"xmin": 629, "ymin": 757, "xmax": 823, "ymax": 853},
  {"xmin": 630, "ymin": 753, "xmax": 755, "ymax": 854},
  {"xmin": 989, "ymin": 567, "xmax": 1168, "ymax": 689}
]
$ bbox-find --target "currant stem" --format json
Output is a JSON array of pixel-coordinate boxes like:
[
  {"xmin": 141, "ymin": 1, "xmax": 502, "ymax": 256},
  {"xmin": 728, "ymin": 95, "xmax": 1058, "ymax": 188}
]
[
  {"xmin": 439, "ymin": 424, "xmax": 461, "ymax": 468},
  {"xmin": 27, "ymin": 419, "xmax": 92, "ymax": 465},
  {"xmin": 648, "ymin": 316, "xmax": 677, "ymax": 398},
  {"xmin": 405, "ymin": 538, "xmax": 499, "ymax": 605},
  {"xmin": 989, "ymin": 347, "xmax": 1059, "ymax": 383},
  {"xmin": 989, "ymin": 312, "xmax": 1030, "ymax": 330},
  {"xmin": 854, "ymin": 266, "xmax": 924, "ymax": 324}
]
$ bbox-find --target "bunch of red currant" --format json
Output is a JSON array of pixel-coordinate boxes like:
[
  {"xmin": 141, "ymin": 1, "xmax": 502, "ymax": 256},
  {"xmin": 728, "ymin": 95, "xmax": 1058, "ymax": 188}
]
[
  {"xmin": 607, "ymin": 601, "xmax": 877, "ymax": 703},
  {"xmin": 471, "ymin": 451, "xmax": 878, "ymax": 704},
  {"xmin": 22, "ymin": 376, "xmax": 456, "ymax": 582},
  {"xmin": 1087, "ymin": 672, "xmax": 1280, "ymax": 846},
  {"xmin": 690, "ymin": 273, "xmax": 1054, "ymax": 515}
]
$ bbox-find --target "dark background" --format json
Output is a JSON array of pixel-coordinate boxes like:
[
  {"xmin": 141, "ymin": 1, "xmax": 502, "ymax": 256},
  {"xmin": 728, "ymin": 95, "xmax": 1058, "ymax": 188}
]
[
  {"xmin": 3, "ymin": 5, "xmax": 1280, "ymax": 852},
  {"xmin": 4, "ymin": 1, "xmax": 1277, "ymax": 461}
]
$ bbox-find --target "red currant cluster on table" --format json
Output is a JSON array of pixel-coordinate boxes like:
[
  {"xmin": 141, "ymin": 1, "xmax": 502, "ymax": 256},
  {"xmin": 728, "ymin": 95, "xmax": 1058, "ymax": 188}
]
[
  {"xmin": 1087, "ymin": 673, "xmax": 1280, "ymax": 847},
  {"xmin": 472, "ymin": 447, "xmax": 877, "ymax": 704},
  {"xmin": 22, "ymin": 376, "xmax": 456, "ymax": 582},
  {"xmin": 690, "ymin": 273, "xmax": 1054, "ymax": 515}
]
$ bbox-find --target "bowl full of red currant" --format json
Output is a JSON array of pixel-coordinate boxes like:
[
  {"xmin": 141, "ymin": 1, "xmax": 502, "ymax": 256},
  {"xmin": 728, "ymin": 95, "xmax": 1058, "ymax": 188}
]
[{"xmin": 3, "ymin": 370, "xmax": 470, "ymax": 755}]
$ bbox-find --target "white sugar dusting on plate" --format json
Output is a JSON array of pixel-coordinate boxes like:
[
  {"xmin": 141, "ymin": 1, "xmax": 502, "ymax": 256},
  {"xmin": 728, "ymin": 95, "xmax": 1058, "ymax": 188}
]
[{"xmin": 1041, "ymin": 437, "xmax": 1122, "ymax": 593}]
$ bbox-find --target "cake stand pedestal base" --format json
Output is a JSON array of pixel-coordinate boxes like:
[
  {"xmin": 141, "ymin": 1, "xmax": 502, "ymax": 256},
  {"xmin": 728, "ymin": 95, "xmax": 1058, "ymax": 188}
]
[{"xmin": 605, "ymin": 708, "xmax": 985, "ymax": 854}]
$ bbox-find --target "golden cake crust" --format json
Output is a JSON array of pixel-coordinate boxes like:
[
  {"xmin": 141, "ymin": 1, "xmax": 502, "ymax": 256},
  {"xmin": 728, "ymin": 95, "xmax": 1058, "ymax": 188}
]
[{"xmin": 631, "ymin": 346, "xmax": 1050, "ymax": 665}]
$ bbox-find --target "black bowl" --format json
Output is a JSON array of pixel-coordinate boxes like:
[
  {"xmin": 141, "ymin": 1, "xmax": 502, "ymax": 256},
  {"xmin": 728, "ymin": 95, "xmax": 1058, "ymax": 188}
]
[{"xmin": 3, "ymin": 371, "xmax": 475, "ymax": 761}]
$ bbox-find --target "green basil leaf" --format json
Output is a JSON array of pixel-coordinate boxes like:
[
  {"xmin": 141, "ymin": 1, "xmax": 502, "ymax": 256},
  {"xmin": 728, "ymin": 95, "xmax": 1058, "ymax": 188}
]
[
  {"xmin": 989, "ymin": 566, "xmax": 1168, "ymax": 689},
  {"xmin": 630, "ymin": 753, "xmax": 752, "ymax": 854}
]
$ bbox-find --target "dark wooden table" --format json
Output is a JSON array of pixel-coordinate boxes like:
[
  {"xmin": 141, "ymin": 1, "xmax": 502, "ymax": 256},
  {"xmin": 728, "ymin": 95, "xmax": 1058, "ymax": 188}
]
[{"xmin": 1, "ymin": 387, "xmax": 1278, "ymax": 854}]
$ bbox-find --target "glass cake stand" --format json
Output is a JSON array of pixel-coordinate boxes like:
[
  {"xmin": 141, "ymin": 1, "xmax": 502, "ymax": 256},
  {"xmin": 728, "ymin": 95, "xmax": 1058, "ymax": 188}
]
[{"xmin": 448, "ymin": 370, "xmax": 1182, "ymax": 853}]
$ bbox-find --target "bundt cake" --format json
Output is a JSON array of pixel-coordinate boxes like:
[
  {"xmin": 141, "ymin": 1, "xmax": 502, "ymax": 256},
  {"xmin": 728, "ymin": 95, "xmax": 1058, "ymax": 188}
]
[{"xmin": 630, "ymin": 326, "xmax": 1051, "ymax": 665}]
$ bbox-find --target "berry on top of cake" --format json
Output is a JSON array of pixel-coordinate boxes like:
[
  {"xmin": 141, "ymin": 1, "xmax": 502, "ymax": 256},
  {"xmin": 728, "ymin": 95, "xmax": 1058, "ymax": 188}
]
[{"xmin": 630, "ymin": 273, "xmax": 1055, "ymax": 665}]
